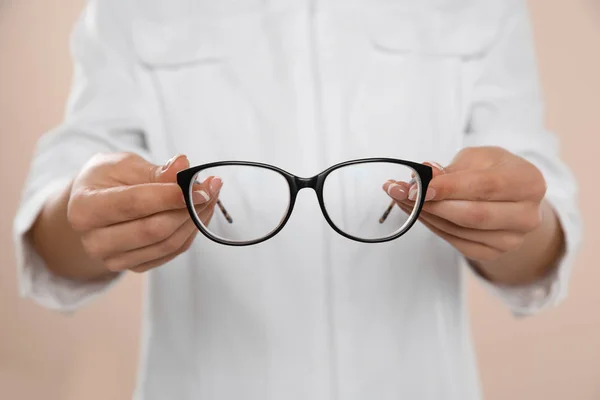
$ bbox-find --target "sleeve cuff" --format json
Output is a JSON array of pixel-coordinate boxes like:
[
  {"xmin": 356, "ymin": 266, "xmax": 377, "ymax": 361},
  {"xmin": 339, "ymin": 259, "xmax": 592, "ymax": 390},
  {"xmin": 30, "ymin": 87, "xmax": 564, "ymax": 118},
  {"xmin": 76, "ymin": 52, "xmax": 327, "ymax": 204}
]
[
  {"xmin": 13, "ymin": 178, "xmax": 123, "ymax": 313},
  {"xmin": 467, "ymin": 192, "xmax": 582, "ymax": 317}
]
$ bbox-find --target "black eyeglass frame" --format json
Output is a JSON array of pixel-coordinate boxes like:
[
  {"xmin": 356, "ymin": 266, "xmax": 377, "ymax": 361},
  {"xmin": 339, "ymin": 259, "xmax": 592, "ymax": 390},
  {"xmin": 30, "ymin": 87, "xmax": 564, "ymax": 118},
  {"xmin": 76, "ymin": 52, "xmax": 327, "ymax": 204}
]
[{"xmin": 177, "ymin": 158, "xmax": 433, "ymax": 246}]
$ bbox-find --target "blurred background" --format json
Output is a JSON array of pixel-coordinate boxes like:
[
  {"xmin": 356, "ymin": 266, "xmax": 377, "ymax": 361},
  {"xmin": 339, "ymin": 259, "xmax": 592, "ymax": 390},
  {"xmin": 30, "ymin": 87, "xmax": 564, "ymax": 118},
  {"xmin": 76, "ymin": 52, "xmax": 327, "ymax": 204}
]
[{"xmin": 0, "ymin": 1, "xmax": 598, "ymax": 399}]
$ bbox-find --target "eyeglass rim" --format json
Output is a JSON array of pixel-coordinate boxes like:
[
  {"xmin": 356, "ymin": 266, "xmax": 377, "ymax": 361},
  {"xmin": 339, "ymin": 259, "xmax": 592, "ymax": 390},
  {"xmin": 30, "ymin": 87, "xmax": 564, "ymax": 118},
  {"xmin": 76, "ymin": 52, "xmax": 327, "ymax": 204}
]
[{"xmin": 177, "ymin": 158, "xmax": 433, "ymax": 246}]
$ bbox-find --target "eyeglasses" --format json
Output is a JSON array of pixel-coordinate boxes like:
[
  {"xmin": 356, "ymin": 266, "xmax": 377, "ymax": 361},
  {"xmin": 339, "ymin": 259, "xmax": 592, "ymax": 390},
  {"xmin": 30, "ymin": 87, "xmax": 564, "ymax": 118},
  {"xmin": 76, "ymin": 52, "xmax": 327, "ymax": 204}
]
[{"xmin": 177, "ymin": 158, "xmax": 432, "ymax": 246}]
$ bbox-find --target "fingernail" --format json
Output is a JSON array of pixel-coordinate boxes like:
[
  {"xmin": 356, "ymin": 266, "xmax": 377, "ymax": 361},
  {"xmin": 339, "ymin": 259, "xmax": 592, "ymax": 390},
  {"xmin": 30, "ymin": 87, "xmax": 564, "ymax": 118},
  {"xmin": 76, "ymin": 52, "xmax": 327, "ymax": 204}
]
[
  {"xmin": 408, "ymin": 187, "xmax": 418, "ymax": 201},
  {"xmin": 192, "ymin": 190, "xmax": 210, "ymax": 204},
  {"xmin": 409, "ymin": 186, "xmax": 436, "ymax": 201},
  {"xmin": 209, "ymin": 177, "xmax": 223, "ymax": 196},
  {"xmin": 426, "ymin": 161, "xmax": 446, "ymax": 173},
  {"xmin": 161, "ymin": 155, "xmax": 181, "ymax": 172},
  {"xmin": 386, "ymin": 182, "xmax": 408, "ymax": 200},
  {"xmin": 425, "ymin": 188, "xmax": 436, "ymax": 201}
]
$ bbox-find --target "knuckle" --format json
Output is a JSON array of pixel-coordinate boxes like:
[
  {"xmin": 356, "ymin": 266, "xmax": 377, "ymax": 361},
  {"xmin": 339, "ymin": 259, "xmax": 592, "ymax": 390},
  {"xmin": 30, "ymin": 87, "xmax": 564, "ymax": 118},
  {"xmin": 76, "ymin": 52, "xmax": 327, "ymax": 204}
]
[
  {"xmin": 499, "ymin": 233, "xmax": 525, "ymax": 252},
  {"xmin": 160, "ymin": 235, "xmax": 184, "ymax": 254},
  {"xmin": 67, "ymin": 210, "xmax": 87, "ymax": 232},
  {"xmin": 532, "ymin": 178, "xmax": 547, "ymax": 200},
  {"xmin": 85, "ymin": 153, "xmax": 110, "ymax": 171},
  {"xmin": 457, "ymin": 147, "xmax": 477, "ymax": 159},
  {"xmin": 529, "ymin": 164, "xmax": 547, "ymax": 194},
  {"xmin": 119, "ymin": 195, "xmax": 142, "ymax": 219},
  {"xmin": 465, "ymin": 205, "xmax": 488, "ymax": 227},
  {"xmin": 180, "ymin": 241, "xmax": 193, "ymax": 253},
  {"xmin": 435, "ymin": 179, "xmax": 453, "ymax": 200},
  {"xmin": 67, "ymin": 199, "xmax": 91, "ymax": 232},
  {"xmin": 80, "ymin": 233, "xmax": 104, "ymax": 259},
  {"xmin": 115, "ymin": 152, "xmax": 140, "ymax": 167},
  {"xmin": 476, "ymin": 248, "xmax": 502, "ymax": 263},
  {"xmin": 514, "ymin": 203, "xmax": 544, "ymax": 232},
  {"xmin": 477, "ymin": 174, "xmax": 501, "ymax": 200},
  {"xmin": 85, "ymin": 152, "xmax": 141, "ymax": 180},
  {"xmin": 523, "ymin": 208, "xmax": 543, "ymax": 231},
  {"xmin": 104, "ymin": 258, "xmax": 125, "ymax": 272},
  {"xmin": 132, "ymin": 262, "xmax": 160, "ymax": 273},
  {"xmin": 87, "ymin": 153, "xmax": 105, "ymax": 165},
  {"xmin": 141, "ymin": 216, "xmax": 172, "ymax": 242},
  {"xmin": 456, "ymin": 146, "xmax": 502, "ymax": 168},
  {"xmin": 179, "ymin": 234, "xmax": 197, "ymax": 253},
  {"xmin": 86, "ymin": 152, "xmax": 130, "ymax": 172}
]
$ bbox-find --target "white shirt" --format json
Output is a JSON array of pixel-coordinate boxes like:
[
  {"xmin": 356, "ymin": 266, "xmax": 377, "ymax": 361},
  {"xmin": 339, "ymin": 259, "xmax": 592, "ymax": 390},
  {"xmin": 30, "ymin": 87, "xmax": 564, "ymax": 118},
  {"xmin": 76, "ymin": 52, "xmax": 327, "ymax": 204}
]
[{"xmin": 13, "ymin": 0, "xmax": 582, "ymax": 399}]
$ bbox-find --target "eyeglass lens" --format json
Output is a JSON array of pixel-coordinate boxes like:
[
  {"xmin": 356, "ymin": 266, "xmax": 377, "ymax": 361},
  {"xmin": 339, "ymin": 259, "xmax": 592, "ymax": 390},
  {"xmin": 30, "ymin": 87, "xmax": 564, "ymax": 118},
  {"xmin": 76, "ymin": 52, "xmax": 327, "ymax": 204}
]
[
  {"xmin": 323, "ymin": 162, "xmax": 420, "ymax": 240},
  {"xmin": 190, "ymin": 165, "xmax": 291, "ymax": 243}
]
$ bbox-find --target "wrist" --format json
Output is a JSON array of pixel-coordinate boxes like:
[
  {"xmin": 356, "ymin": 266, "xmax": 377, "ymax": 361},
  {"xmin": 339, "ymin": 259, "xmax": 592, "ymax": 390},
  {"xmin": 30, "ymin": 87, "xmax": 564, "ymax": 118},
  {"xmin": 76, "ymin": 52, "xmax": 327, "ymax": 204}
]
[
  {"xmin": 30, "ymin": 180, "xmax": 115, "ymax": 282},
  {"xmin": 469, "ymin": 200, "xmax": 564, "ymax": 286}
]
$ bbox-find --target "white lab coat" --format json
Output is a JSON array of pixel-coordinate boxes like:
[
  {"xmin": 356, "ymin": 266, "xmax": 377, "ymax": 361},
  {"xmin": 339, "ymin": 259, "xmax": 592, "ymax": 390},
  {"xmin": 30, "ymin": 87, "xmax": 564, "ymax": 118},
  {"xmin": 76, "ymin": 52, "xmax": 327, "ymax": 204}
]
[{"xmin": 13, "ymin": 0, "xmax": 582, "ymax": 399}]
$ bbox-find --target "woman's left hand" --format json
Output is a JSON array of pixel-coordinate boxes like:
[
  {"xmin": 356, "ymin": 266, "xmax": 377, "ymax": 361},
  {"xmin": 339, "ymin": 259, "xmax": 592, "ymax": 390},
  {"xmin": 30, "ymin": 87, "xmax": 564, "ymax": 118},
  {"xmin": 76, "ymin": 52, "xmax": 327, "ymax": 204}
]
[{"xmin": 384, "ymin": 146, "xmax": 549, "ymax": 263}]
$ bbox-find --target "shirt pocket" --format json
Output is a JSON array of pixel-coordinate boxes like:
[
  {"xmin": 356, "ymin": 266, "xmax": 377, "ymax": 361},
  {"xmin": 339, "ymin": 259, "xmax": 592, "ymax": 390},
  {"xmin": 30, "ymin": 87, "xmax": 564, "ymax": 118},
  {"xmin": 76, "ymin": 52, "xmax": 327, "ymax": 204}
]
[
  {"xmin": 348, "ymin": 0, "xmax": 504, "ymax": 165},
  {"xmin": 130, "ymin": 2, "xmax": 282, "ymax": 164},
  {"xmin": 131, "ymin": 0, "xmax": 269, "ymax": 66}
]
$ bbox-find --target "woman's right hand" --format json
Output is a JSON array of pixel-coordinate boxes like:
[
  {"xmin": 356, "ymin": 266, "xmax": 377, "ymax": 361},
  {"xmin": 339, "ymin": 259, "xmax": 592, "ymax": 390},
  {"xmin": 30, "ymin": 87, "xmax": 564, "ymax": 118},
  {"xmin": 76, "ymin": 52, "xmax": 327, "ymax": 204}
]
[
  {"xmin": 67, "ymin": 153, "xmax": 222, "ymax": 274},
  {"xmin": 32, "ymin": 152, "xmax": 221, "ymax": 280}
]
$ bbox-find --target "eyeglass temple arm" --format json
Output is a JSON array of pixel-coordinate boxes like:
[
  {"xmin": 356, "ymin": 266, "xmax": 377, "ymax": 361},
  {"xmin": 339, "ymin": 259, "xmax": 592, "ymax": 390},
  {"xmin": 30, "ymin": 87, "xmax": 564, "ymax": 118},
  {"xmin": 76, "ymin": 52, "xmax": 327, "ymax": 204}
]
[
  {"xmin": 216, "ymin": 199, "xmax": 233, "ymax": 224},
  {"xmin": 379, "ymin": 200, "xmax": 396, "ymax": 224}
]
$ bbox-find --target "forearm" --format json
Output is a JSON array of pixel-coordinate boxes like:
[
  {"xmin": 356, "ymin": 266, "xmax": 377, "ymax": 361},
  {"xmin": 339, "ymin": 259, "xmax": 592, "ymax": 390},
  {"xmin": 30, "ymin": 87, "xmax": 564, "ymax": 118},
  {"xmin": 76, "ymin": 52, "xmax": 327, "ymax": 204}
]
[
  {"xmin": 472, "ymin": 200, "xmax": 565, "ymax": 286},
  {"xmin": 29, "ymin": 180, "xmax": 116, "ymax": 282}
]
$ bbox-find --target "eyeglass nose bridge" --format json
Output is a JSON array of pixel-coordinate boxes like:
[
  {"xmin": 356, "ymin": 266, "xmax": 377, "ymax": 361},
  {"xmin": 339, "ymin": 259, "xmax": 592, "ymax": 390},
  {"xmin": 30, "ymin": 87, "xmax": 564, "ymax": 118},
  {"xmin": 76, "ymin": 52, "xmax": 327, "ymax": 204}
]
[{"xmin": 294, "ymin": 176, "xmax": 319, "ymax": 190}]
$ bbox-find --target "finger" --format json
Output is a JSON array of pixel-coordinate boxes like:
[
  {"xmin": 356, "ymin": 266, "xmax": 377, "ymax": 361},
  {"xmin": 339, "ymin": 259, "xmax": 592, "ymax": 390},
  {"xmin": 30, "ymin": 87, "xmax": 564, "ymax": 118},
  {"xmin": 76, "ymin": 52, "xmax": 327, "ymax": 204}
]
[
  {"xmin": 423, "ymin": 161, "xmax": 447, "ymax": 177},
  {"xmin": 397, "ymin": 203, "xmax": 525, "ymax": 252},
  {"xmin": 393, "ymin": 162, "xmax": 445, "ymax": 202},
  {"xmin": 399, "ymin": 203, "xmax": 502, "ymax": 262},
  {"xmin": 199, "ymin": 177, "xmax": 223, "ymax": 224},
  {"xmin": 208, "ymin": 176, "xmax": 223, "ymax": 197},
  {"xmin": 125, "ymin": 153, "xmax": 190, "ymax": 185},
  {"xmin": 187, "ymin": 176, "xmax": 222, "ymax": 225},
  {"xmin": 94, "ymin": 153, "xmax": 189, "ymax": 186},
  {"xmin": 81, "ymin": 208, "xmax": 192, "ymax": 259},
  {"xmin": 154, "ymin": 154, "xmax": 191, "ymax": 184},
  {"xmin": 129, "ymin": 252, "xmax": 179, "ymax": 274},
  {"xmin": 425, "ymin": 169, "xmax": 531, "ymax": 202},
  {"xmin": 418, "ymin": 200, "xmax": 542, "ymax": 232},
  {"xmin": 104, "ymin": 219, "xmax": 198, "ymax": 272},
  {"xmin": 190, "ymin": 176, "xmax": 222, "ymax": 210},
  {"xmin": 130, "ymin": 231, "xmax": 197, "ymax": 273},
  {"xmin": 383, "ymin": 180, "xmax": 411, "ymax": 201},
  {"xmin": 190, "ymin": 175, "xmax": 220, "ymax": 194},
  {"xmin": 70, "ymin": 180, "xmax": 213, "ymax": 231},
  {"xmin": 446, "ymin": 146, "xmax": 507, "ymax": 171}
]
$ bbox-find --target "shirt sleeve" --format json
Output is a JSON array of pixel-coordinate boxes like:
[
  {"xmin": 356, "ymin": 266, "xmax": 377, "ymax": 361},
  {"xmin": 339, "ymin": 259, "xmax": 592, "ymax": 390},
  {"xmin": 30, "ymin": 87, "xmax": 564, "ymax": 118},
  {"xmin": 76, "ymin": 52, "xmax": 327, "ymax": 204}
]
[
  {"xmin": 12, "ymin": 0, "xmax": 152, "ymax": 312},
  {"xmin": 461, "ymin": 1, "xmax": 583, "ymax": 317}
]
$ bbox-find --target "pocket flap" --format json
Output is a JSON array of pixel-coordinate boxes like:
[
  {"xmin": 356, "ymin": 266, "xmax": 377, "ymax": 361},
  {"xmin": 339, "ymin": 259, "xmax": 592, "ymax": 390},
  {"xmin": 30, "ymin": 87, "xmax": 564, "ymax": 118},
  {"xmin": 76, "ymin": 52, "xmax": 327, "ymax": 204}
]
[
  {"xmin": 132, "ymin": 17, "xmax": 224, "ymax": 67},
  {"xmin": 365, "ymin": 0, "xmax": 518, "ymax": 57}
]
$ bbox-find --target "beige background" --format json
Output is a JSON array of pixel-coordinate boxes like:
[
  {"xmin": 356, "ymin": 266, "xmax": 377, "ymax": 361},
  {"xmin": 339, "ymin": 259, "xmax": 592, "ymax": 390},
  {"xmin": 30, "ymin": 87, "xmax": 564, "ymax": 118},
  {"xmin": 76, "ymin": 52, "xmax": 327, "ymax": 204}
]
[{"xmin": 0, "ymin": 1, "xmax": 598, "ymax": 399}]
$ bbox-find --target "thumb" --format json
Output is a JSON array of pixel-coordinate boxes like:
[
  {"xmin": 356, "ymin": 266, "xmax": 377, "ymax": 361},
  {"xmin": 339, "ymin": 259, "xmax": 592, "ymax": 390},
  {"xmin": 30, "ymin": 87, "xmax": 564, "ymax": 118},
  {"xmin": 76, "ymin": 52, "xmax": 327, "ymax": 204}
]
[
  {"xmin": 153, "ymin": 154, "xmax": 190, "ymax": 183},
  {"xmin": 407, "ymin": 161, "xmax": 446, "ymax": 201}
]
